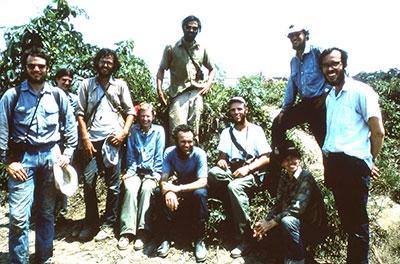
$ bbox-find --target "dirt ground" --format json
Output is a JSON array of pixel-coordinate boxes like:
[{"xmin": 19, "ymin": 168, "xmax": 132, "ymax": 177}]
[{"xmin": 0, "ymin": 183, "xmax": 269, "ymax": 264}]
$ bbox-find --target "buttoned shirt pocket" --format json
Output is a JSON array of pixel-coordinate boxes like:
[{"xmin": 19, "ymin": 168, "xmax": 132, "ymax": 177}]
[
  {"xmin": 14, "ymin": 105, "xmax": 33, "ymax": 127},
  {"xmin": 40, "ymin": 101, "xmax": 59, "ymax": 132}
]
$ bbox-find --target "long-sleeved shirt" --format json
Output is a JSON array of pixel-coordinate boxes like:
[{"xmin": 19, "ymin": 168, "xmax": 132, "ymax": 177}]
[
  {"xmin": 282, "ymin": 44, "xmax": 330, "ymax": 111},
  {"xmin": 125, "ymin": 124, "xmax": 165, "ymax": 178},
  {"xmin": 0, "ymin": 81, "xmax": 77, "ymax": 162},
  {"xmin": 266, "ymin": 168, "xmax": 327, "ymax": 241}
]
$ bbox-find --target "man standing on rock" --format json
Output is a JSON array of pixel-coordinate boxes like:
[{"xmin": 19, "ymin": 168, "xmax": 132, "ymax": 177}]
[
  {"xmin": 208, "ymin": 96, "xmax": 271, "ymax": 259},
  {"xmin": 156, "ymin": 124, "xmax": 208, "ymax": 262},
  {"xmin": 156, "ymin": 15, "xmax": 216, "ymax": 143},
  {"xmin": 271, "ymin": 24, "xmax": 330, "ymax": 151},
  {"xmin": 76, "ymin": 48, "xmax": 135, "ymax": 241},
  {"xmin": 320, "ymin": 47, "xmax": 385, "ymax": 263},
  {"xmin": 0, "ymin": 47, "xmax": 77, "ymax": 263}
]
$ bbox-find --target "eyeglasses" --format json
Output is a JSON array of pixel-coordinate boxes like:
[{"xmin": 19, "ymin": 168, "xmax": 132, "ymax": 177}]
[
  {"xmin": 185, "ymin": 25, "xmax": 199, "ymax": 32},
  {"xmin": 322, "ymin": 61, "xmax": 342, "ymax": 69},
  {"xmin": 99, "ymin": 60, "xmax": 114, "ymax": 66},
  {"xmin": 27, "ymin": 63, "xmax": 47, "ymax": 70}
]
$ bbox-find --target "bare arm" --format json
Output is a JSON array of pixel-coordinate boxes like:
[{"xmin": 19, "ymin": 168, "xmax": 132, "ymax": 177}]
[
  {"xmin": 368, "ymin": 116, "xmax": 385, "ymax": 160},
  {"xmin": 199, "ymin": 67, "xmax": 216, "ymax": 95},
  {"xmin": 216, "ymin": 151, "xmax": 229, "ymax": 170},
  {"xmin": 77, "ymin": 115, "xmax": 96, "ymax": 158},
  {"xmin": 156, "ymin": 68, "xmax": 168, "ymax": 106},
  {"xmin": 233, "ymin": 154, "xmax": 270, "ymax": 178},
  {"xmin": 109, "ymin": 114, "xmax": 134, "ymax": 146}
]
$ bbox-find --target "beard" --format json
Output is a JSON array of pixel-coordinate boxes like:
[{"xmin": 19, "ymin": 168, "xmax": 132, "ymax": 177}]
[
  {"xmin": 27, "ymin": 74, "xmax": 46, "ymax": 85},
  {"xmin": 183, "ymin": 32, "xmax": 197, "ymax": 43}
]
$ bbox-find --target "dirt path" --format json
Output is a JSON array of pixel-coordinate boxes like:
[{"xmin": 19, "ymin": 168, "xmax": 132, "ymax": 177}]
[{"xmin": 0, "ymin": 187, "xmax": 266, "ymax": 264}]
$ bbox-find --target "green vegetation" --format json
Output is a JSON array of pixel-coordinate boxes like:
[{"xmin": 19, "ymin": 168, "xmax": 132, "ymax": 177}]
[{"xmin": 0, "ymin": 0, "xmax": 399, "ymax": 262}]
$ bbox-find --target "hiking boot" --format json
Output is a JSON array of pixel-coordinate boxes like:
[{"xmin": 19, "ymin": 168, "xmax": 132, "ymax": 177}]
[
  {"xmin": 156, "ymin": 240, "xmax": 170, "ymax": 258},
  {"xmin": 194, "ymin": 239, "xmax": 207, "ymax": 262},
  {"xmin": 78, "ymin": 226, "xmax": 96, "ymax": 241},
  {"xmin": 94, "ymin": 225, "xmax": 114, "ymax": 242},
  {"xmin": 230, "ymin": 240, "xmax": 252, "ymax": 258},
  {"xmin": 117, "ymin": 235, "xmax": 130, "ymax": 250}
]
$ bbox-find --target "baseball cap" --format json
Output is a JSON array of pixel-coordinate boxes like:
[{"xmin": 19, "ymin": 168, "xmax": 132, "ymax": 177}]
[
  {"xmin": 53, "ymin": 164, "xmax": 78, "ymax": 197},
  {"xmin": 287, "ymin": 24, "xmax": 306, "ymax": 37},
  {"xmin": 279, "ymin": 140, "xmax": 301, "ymax": 159},
  {"xmin": 228, "ymin": 96, "xmax": 247, "ymax": 106}
]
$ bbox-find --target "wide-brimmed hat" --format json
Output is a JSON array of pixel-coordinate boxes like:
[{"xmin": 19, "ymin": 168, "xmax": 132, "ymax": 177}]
[
  {"xmin": 53, "ymin": 164, "xmax": 78, "ymax": 196},
  {"xmin": 102, "ymin": 134, "xmax": 120, "ymax": 167}
]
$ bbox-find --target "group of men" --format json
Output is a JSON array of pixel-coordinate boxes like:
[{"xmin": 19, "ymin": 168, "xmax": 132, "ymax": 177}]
[{"xmin": 0, "ymin": 14, "xmax": 385, "ymax": 264}]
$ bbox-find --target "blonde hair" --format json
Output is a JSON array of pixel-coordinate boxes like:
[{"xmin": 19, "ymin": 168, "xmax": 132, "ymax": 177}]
[{"xmin": 138, "ymin": 102, "xmax": 156, "ymax": 115}]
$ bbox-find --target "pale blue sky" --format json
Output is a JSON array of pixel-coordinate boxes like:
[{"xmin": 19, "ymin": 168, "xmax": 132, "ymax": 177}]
[{"xmin": 1, "ymin": 0, "xmax": 399, "ymax": 80}]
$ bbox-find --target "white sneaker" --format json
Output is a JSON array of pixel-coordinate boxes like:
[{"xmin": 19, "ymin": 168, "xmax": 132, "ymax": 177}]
[
  {"xmin": 118, "ymin": 235, "xmax": 130, "ymax": 250},
  {"xmin": 94, "ymin": 226, "xmax": 114, "ymax": 241}
]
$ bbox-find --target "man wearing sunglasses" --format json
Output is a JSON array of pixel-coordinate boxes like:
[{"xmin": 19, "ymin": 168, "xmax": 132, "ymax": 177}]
[
  {"xmin": 269, "ymin": 24, "xmax": 330, "ymax": 195},
  {"xmin": 156, "ymin": 15, "xmax": 216, "ymax": 144},
  {"xmin": 0, "ymin": 47, "xmax": 77, "ymax": 263}
]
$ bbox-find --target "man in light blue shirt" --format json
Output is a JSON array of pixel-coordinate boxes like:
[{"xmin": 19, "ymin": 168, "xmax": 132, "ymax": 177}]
[
  {"xmin": 0, "ymin": 47, "xmax": 77, "ymax": 264},
  {"xmin": 272, "ymin": 24, "xmax": 330, "ymax": 151},
  {"xmin": 156, "ymin": 124, "xmax": 208, "ymax": 262},
  {"xmin": 118, "ymin": 103, "xmax": 165, "ymax": 250},
  {"xmin": 320, "ymin": 47, "xmax": 385, "ymax": 263}
]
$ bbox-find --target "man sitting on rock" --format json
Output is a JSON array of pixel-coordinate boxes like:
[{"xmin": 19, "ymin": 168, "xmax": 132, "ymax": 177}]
[
  {"xmin": 253, "ymin": 140, "xmax": 328, "ymax": 264},
  {"xmin": 156, "ymin": 124, "xmax": 208, "ymax": 262}
]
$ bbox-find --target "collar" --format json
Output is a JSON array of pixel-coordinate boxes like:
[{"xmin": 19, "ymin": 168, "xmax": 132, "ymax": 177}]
[
  {"xmin": 133, "ymin": 123, "xmax": 155, "ymax": 135},
  {"xmin": 177, "ymin": 38, "xmax": 200, "ymax": 49},
  {"xmin": 21, "ymin": 80, "xmax": 52, "ymax": 94},
  {"xmin": 293, "ymin": 166, "xmax": 302, "ymax": 179},
  {"xmin": 94, "ymin": 76, "xmax": 116, "ymax": 87}
]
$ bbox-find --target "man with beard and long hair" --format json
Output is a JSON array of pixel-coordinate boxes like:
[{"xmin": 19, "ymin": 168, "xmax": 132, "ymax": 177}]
[
  {"xmin": 76, "ymin": 48, "xmax": 135, "ymax": 241},
  {"xmin": 320, "ymin": 48, "xmax": 385, "ymax": 263},
  {"xmin": 208, "ymin": 96, "xmax": 271, "ymax": 259},
  {"xmin": 156, "ymin": 124, "xmax": 208, "ymax": 262},
  {"xmin": 156, "ymin": 15, "xmax": 216, "ymax": 144},
  {"xmin": 0, "ymin": 47, "xmax": 77, "ymax": 263}
]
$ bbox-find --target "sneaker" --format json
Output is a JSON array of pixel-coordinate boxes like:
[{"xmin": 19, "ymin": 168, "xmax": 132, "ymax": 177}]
[
  {"xmin": 230, "ymin": 240, "xmax": 251, "ymax": 258},
  {"xmin": 78, "ymin": 226, "xmax": 95, "ymax": 241},
  {"xmin": 117, "ymin": 235, "xmax": 130, "ymax": 250},
  {"xmin": 194, "ymin": 239, "xmax": 207, "ymax": 262},
  {"xmin": 134, "ymin": 230, "xmax": 147, "ymax": 250},
  {"xmin": 156, "ymin": 240, "xmax": 170, "ymax": 258},
  {"xmin": 94, "ymin": 226, "xmax": 114, "ymax": 242}
]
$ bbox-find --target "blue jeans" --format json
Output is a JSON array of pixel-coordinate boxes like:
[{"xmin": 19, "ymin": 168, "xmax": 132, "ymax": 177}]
[
  {"xmin": 82, "ymin": 140, "xmax": 121, "ymax": 228},
  {"xmin": 280, "ymin": 216, "xmax": 305, "ymax": 262},
  {"xmin": 159, "ymin": 188, "xmax": 208, "ymax": 241},
  {"xmin": 8, "ymin": 145, "xmax": 58, "ymax": 264},
  {"xmin": 325, "ymin": 153, "xmax": 370, "ymax": 264}
]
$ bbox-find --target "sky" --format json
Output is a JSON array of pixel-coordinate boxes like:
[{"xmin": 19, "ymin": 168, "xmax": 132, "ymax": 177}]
[{"xmin": 1, "ymin": 0, "xmax": 399, "ymax": 81}]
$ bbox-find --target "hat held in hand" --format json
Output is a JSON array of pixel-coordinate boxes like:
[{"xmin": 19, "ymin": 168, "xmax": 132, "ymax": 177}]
[{"xmin": 53, "ymin": 164, "xmax": 78, "ymax": 197}]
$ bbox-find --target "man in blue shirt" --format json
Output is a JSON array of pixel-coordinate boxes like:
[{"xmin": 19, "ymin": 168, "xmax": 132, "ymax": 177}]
[
  {"xmin": 271, "ymin": 24, "xmax": 329, "ymax": 151},
  {"xmin": 320, "ymin": 48, "xmax": 385, "ymax": 263},
  {"xmin": 118, "ymin": 103, "xmax": 165, "ymax": 250},
  {"xmin": 0, "ymin": 47, "xmax": 77, "ymax": 264},
  {"xmin": 156, "ymin": 124, "xmax": 208, "ymax": 262}
]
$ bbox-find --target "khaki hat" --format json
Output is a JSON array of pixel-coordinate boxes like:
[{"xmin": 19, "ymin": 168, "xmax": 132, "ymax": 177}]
[
  {"xmin": 102, "ymin": 134, "xmax": 120, "ymax": 167},
  {"xmin": 53, "ymin": 164, "xmax": 78, "ymax": 197},
  {"xmin": 228, "ymin": 96, "xmax": 247, "ymax": 106}
]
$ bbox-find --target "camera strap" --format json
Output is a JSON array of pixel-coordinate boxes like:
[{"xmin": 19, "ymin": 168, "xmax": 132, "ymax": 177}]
[
  {"xmin": 183, "ymin": 47, "xmax": 202, "ymax": 78},
  {"xmin": 229, "ymin": 126, "xmax": 251, "ymax": 160}
]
